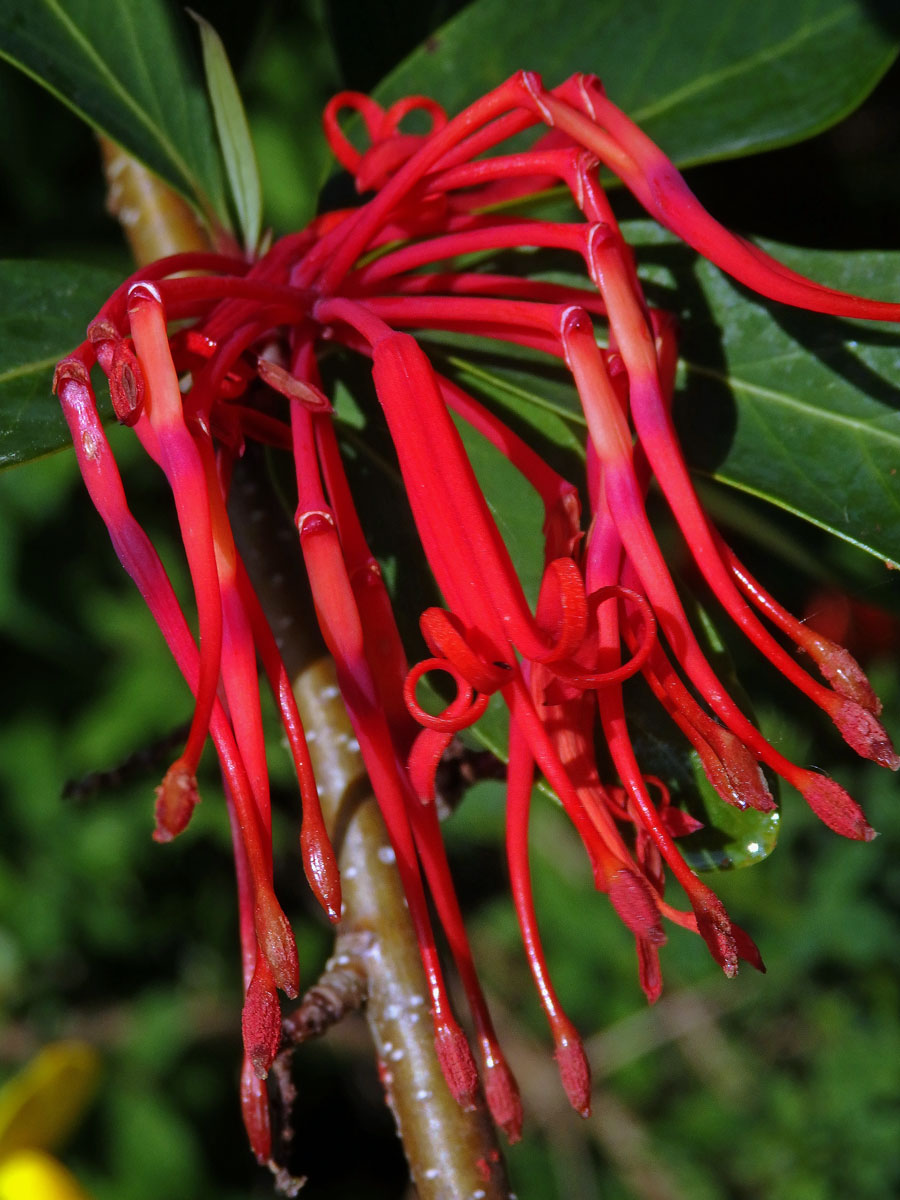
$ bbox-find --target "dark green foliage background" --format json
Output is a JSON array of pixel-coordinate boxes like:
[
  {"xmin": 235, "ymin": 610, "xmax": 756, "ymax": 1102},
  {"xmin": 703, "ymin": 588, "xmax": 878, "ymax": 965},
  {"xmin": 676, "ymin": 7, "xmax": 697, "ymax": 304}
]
[{"xmin": 0, "ymin": 2, "xmax": 899, "ymax": 1197}]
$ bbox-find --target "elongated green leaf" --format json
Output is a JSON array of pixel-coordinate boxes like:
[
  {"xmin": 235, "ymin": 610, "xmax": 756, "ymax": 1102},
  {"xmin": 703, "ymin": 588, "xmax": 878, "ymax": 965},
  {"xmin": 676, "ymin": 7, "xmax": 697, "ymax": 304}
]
[
  {"xmin": 0, "ymin": 0, "xmax": 227, "ymax": 224},
  {"xmin": 0, "ymin": 260, "xmax": 121, "ymax": 468},
  {"xmin": 378, "ymin": 0, "xmax": 899, "ymax": 167},
  {"xmin": 191, "ymin": 11, "xmax": 261, "ymax": 254}
]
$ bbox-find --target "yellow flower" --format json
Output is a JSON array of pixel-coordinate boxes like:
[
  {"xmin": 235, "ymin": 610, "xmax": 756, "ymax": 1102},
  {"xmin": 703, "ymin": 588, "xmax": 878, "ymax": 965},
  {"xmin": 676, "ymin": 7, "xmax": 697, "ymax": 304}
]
[{"xmin": 0, "ymin": 1042, "xmax": 99, "ymax": 1200}]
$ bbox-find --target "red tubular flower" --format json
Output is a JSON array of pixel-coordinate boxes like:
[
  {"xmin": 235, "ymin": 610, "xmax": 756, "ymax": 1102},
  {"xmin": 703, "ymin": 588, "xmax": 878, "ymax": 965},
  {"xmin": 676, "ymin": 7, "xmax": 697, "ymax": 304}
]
[{"xmin": 57, "ymin": 70, "xmax": 897, "ymax": 1151}]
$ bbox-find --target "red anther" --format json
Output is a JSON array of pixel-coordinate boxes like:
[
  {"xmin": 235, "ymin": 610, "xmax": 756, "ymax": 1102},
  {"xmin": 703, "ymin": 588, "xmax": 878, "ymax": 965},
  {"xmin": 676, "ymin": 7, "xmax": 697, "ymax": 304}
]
[
  {"xmin": 553, "ymin": 1029, "xmax": 591, "ymax": 1117},
  {"xmin": 257, "ymin": 359, "xmax": 334, "ymax": 411},
  {"xmin": 254, "ymin": 887, "xmax": 300, "ymax": 999},
  {"xmin": 240, "ymin": 1055, "xmax": 272, "ymax": 1165},
  {"xmin": 814, "ymin": 643, "xmax": 881, "ymax": 715},
  {"xmin": 732, "ymin": 923, "xmax": 766, "ymax": 974},
  {"xmin": 87, "ymin": 317, "xmax": 120, "ymax": 345},
  {"xmin": 660, "ymin": 807, "xmax": 704, "ymax": 838},
  {"xmin": 833, "ymin": 700, "xmax": 900, "ymax": 769},
  {"xmin": 483, "ymin": 1056, "xmax": 524, "ymax": 1144},
  {"xmin": 300, "ymin": 821, "xmax": 342, "ymax": 925},
  {"xmin": 801, "ymin": 775, "xmax": 877, "ymax": 842},
  {"xmin": 607, "ymin": 868, "xmax": 666, "ymax": 945},
  {"xmin": 242, "ymin": 957, "xmax": 282, "ymax": 1079},
  {"xmin": 109, "ymin": 339, "xmax": 145, "ymax": 425},
  {"xmin": 701, "ymin": 723, "xmax": 777, "ymax": 813},
  {"xmin": 690, "ymin": 887, "xmax": 739, "ymax": 978},
  {"xmin": 434, "ymin": 1018, "xmax": 479, "ymax": 1111},
  {"xmin": 637, "ymin": 941, "xmax": 663, "ymax": 1004},
  {"xmin": 152, "ymin": 760, "xmax": 200, "ymax": 842},
  {"xmin": 86, "ymin": 317, "xmax": 121, "ymax": 372}
]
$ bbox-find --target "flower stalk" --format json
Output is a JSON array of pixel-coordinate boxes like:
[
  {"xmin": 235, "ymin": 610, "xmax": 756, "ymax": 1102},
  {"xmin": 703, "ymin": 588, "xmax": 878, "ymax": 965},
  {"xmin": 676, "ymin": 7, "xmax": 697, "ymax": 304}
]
[{"xmin": 62, "ymin": 73, "xmax": 899, "ymax": 1178}]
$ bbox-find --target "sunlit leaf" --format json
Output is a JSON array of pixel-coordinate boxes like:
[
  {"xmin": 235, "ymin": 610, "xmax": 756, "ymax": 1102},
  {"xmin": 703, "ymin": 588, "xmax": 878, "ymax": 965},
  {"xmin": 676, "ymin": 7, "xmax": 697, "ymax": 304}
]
[
  {"xmin": 631, "ymin": 225, "xmax": 900, "ymax": 568},
  {"xmin": 379, "ymin": 0, "xmax": 899, "ymax": 168},
  {"xmin": 434, "ymin": 228, "xmax": 900, "ymax": 569}
]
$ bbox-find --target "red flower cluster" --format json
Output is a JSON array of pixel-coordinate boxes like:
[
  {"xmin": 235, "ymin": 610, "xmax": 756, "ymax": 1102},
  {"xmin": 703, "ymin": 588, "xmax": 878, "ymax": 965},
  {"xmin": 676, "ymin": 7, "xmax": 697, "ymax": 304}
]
[{"xmin": 55, "ymin": 71, "xmax": 898, "ymax": 1158}]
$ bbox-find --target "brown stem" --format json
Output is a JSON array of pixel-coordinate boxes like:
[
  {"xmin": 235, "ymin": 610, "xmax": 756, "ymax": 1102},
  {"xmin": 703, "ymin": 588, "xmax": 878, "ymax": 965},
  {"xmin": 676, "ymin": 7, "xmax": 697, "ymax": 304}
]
[
  {"xmin": 97, "ymin": 135, "xmax": 511, "ymax": 1196},
  {"xmin": 230, "ymin": 455, "xmax": 511, "ymax": 1198},
  {"xmin": 98, "ymin": 138, "xmax": 212, "ymax": 262}
]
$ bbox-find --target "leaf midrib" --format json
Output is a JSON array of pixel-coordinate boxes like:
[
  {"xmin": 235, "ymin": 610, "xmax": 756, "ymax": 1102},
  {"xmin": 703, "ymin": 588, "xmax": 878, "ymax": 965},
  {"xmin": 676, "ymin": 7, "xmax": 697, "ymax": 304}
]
[
  {"xmin": 631, "ymin": 5, "xmax": 849, "ymax": 124},
  {"xmin": 32, "ymin": 0, "xmax": 202, "ymax": 198},
  {"xmin": 0, "ymin": 354, "xmax": 62, "ymax": 386},
  {"xmin": 684, "ymin": 360, "xmax": 900, "ymax": 450}
]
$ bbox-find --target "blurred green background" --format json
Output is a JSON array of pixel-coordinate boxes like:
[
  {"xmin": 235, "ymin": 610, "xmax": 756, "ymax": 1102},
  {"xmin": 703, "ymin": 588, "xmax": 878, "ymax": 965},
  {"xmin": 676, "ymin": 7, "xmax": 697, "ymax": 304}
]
[{"xmin": 1, "ymin": 2, "xmax": 899, "ymax": 1197}]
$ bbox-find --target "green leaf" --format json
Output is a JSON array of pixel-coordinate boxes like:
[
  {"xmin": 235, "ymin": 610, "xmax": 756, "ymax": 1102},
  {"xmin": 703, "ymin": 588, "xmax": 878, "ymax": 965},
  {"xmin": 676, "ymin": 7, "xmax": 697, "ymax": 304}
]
[
  {"xmin": 0, "ymin": 0, "xmax": 228, "ymax": 226},
  {"xmin": 191, "ymin": 10, "xmax": 261, "ymax": 254},
  {"xmin": 435, "ymin": 229, "xmax": 900, "ymax": 568},
  {"xmin": 0, "ymin": 260, "xmax": 121, "ymax": 468},
  {"xmin": 378, "ymin": 0, "xmax": 899, "ymax": 167}
]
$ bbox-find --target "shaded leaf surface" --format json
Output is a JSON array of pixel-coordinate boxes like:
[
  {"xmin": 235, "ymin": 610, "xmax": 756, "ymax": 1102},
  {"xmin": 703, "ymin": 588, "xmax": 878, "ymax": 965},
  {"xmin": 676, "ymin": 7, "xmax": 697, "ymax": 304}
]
[
  {"xmin": 0, "ymin": 0, "xmax": 226, "ymax": 222},
  {"xmin": 378, "ymin": 0, "xmax": 899, "ymax": 167},
  {"xmin": 646, "ymin": 230, "xmax": 900, "ymax": 568},
  {"xmin": 433, "ymin": 227, "xmax": 900, "ymax": 568},
  {"xmin": 0, "ymin": 260, "xmax": 121, "ymax": 467}
]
